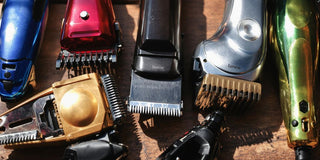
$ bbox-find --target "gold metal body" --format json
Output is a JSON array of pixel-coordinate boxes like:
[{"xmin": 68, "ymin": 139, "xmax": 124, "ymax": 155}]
[
  {"xmin": 2, "ymin": 73, "xmax": 114, "ymax": 148},
  {"xmin": 269, "ymin": 0, "xmax": 319, "ymax": 148}
]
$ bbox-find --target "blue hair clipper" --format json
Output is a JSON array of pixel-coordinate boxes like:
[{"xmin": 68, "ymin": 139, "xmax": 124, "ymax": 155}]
[{"xmin": 0, "ymin": 0, "xmax": 48, "ymax": 100}]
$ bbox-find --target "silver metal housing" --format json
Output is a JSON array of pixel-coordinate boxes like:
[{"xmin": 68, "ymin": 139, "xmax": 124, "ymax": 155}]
[{"xmin": 193, "ymin": 0, "xmax": 267, "ymax": 81}]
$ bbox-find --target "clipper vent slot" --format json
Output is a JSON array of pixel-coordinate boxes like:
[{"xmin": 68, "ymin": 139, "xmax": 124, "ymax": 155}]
[
  {"xmin": 2, "ymin": 64, "xmax": 16, "ymax": 70},
  {"xmin": 301, "ymin": 118, "xmax": 309, "ymax": 132},
  {"xmin": 9, "ymin": 117, "xmax": 33, "ymax": 128}
]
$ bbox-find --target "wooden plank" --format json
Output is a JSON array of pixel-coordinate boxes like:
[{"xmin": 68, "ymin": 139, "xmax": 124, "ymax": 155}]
[{"xmin": 0, "ymin": 1, "xmax": 320, "ymax": 160}]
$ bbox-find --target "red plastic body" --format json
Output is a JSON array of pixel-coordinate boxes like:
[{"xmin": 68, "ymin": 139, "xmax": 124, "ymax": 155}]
[{"xmin": 60, "ymin": 0, "xmax": 116, "ymax": 52}]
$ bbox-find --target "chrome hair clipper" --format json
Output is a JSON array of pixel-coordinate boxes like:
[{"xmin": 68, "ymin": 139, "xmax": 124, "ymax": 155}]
[
  {"xmin": 56, "ymin": 0, "xmax": 122, "ymax": 76},
  {"xmin": 269, "ymin": 0, "xmax": 319, "ymax": 159},
  {"xmin": 193, "ymin": 0, "xmax": 266, "ymax": 111},
  {"xmin": 128, "ymin": 0, "xmax": 183, "ymax": 116},
  {"xmin": 0, "ymin": 73, "xmax": 126, "ymax": 150},
  {"xmin": 157, "ymin": 111, "xmax": 223, "ymax": 160}
]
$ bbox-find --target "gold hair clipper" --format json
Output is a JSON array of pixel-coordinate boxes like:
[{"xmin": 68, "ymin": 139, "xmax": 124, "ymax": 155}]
[
  {"xmin": 0, "ymin": 73, "xmax": 126, "ymax": 149},
  {"xmin": 269, "ymin": 0, "xmax": 319, "ymax": 159}
]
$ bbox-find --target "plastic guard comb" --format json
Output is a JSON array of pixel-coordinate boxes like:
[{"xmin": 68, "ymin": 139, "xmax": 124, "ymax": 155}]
[
  {"xmin": 56, "ymin": 0, "xmax": 121, "ymax": 76},
  {"xmin": 195, "ymin": 74, "xmax": 261, "ymax": 111},
  {"xmin": 0, "ymin": 73, "xmax": 126, "ymax": 147}
]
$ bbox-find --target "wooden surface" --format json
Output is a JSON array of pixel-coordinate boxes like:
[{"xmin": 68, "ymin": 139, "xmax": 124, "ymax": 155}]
[{"xmin": 1, "ymin": 1, "xmax": 320, "ymax": 160}]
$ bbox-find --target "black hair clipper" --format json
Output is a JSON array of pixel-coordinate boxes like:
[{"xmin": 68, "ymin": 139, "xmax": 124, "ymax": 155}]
[{"xmin": 127, "ymin": 0, "xmax": 183, "ymax": 117}]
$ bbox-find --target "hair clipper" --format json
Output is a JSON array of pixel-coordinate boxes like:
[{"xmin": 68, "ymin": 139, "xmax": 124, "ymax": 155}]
[
  {"xmin": 0, "ymin": 73, "xmax": 126, "ymax": 145},
  {"xmin": 0, "ymin": 73, "xmax": 127, "ymax": 159},
  {"xmin": 269, "ymin": 0, "xmax": 319, "ymax": 159},
  {"xmin": 0, "ymin": 0, "xmax": 48, "ymax": 100},
  {"xmin": 128, "ymin": 0, "xmax": 183, "ymax": 116},
  {"xmin": 55, "ymin": 0, "xmax": 122, "ymax": 76},
  {"xmin": 193, "ymin": 0, "xmax": 266, "ymax": 111}
]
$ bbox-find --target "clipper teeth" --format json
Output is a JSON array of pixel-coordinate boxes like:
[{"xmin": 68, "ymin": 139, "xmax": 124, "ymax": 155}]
[
  {"xmin": 101, "ymin": 74, "xmax": 126, "ymax": 124},
  {"xmin": 195, "ymin": 74, "xmax": 261, "ymax": 111},
  {"xmin": 128, "ymin": 101, "xmax": 182, "ymax": 117},
  {"xmin": 0, "ymin": 130, "xmax": 39, "ymax": 145},
  {"xmin": 56, "ymin": 49, "xmax": 117, "ymax": 75}
]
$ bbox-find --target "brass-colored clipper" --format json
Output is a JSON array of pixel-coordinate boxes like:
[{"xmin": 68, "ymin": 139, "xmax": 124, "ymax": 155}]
[
  {"xmin": 195, "ymin": 74, "xmax": 261, "ymax": 111},
  {"xmin": 0, "ymin": 73, "xmax": 125, "ymax": 148}
]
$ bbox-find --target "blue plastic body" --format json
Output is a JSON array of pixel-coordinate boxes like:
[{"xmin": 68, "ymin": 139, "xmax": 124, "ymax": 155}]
[{"xmin": 0, "ymin": 0, "xmax": 48, "ymax": 100}]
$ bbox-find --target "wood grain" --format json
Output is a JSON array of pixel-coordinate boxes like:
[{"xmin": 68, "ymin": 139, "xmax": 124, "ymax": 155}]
[{"xmin": 0, "ymin": 1, "xmax": 320, "ymax": 160}]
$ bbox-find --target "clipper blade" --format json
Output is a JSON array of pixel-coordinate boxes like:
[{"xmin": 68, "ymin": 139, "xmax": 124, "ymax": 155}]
[
  {"xmin": 101, "ymin": 74, "xmax": 126, "ymax": 124},
  {"xmin": 128, "ymin": 72, "xmax": 182, "ymax": 117},
  {"xmin": 195, "ymin": 74, "xmax": 261, "ymax": 111},
  {"xmin": 0, "ymin": 130, "xmax": 39, "ymax": 145},
  {"xmin": 56, "ymin": 49, "xmax": 117, "ymax": 76},
  {"xmin": 128, "ymin": 101, "xmax": 182, "ymax": 117}
]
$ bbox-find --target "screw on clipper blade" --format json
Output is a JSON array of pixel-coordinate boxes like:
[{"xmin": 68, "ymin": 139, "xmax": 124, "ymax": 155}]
[
  {"xmin": 0, "ymin": 73, "xmax": 126, "ymax": 149},
  {"xmin": 193, "ymin": 0, "xmax": 266, "ymax": 111},
  {"xmin": 195, "ymin": 74, "xmax": 261, "ymax": 111},
  {"xmin": 0, "ymin": 130, "xmax": 39, "ymax": 145},
  {"xmin": 101, "ymin": 74, "xmax": 126, "ymax": 124},
  {"xmin": 157, "ymin": 111, "xmax": 224, "ymax": 160},
  {"xmin": 269, "ymin": 0, "xmax": 319, "ymax": 159},
  {"xmin": 56, "ymin": 0, "xmax": 122, "ymax": 76},
  {"xmin": 128, "ymin": 0, "xmax": 183, "ymax": 117},
  {"xmin": 0, "ymin": 0, "xmax": 48, "ymax": 100}
]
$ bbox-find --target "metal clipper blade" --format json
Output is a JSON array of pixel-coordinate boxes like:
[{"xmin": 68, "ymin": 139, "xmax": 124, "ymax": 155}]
[
  {"xmin": 101, "ymin": 74, "xmax": 126, "ymax": 124},
  {"xmin": 128, "ymin": 72, "xmax": 183, "ymax": 117}
]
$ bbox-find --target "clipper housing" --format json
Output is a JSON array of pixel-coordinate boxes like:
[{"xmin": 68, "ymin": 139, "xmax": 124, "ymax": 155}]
[
  {"xmin": 128, "ymin": 0, "xmax": 183, "ymax": 116},
  {"xmin": 193, "ymin": 0, "xmax": 266, "ymax": 111},
  {"xmin": 157, "ymin": 111, "xmax": 224, "ymax": 160},
  {"xmin": 56, "ymin": 0, "xmax": 122, "ymax": 76},
  {"xmin": 269, "ymin": 0, "xmax": 319, "ymax": 159},
  {"xmin": 0, "ymin": 73, "xmax": 126, "ymax": 147},
  {"xmin": 0, "ymin": 0, "xmax": 48, "ymax": 100}
]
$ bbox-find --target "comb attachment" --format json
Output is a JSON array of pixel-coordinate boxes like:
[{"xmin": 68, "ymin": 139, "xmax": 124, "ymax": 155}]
[
  {"xmin": 195, "ymin": 74, "xmax": 261, "ymax": 112},
  {"xmin": 101, "ymin": 74, "xmax": 126, "ymax": 125}
]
